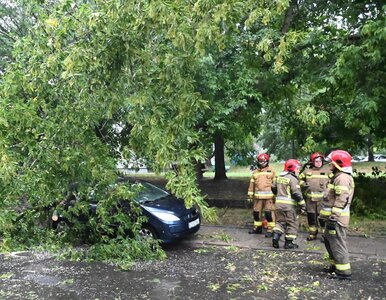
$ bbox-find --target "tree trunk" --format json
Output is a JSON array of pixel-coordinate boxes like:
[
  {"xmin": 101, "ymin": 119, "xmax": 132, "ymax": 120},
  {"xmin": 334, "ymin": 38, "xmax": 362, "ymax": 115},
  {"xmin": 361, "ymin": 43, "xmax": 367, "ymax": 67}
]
[
  {"xmin": 291, "ymin": 139, "xmax": 296, "ymax": 158},
  {"xmin": 367, "ymin": 136, "xmax": 374, "ymax": 161},
  {"xmin": 195, "ymin": 160, "xmax": 204, "ymax": 181},
  {"xmin": 214, "ymin": 132, "xmax": 227, "ymax": 180}
]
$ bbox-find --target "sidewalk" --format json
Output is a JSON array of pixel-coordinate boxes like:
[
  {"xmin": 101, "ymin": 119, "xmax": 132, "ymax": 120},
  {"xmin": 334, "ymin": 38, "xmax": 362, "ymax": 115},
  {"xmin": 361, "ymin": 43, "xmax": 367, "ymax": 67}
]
[{"xmin": 183, "ymin": 224, "xmax": 386, "ymax": 260}]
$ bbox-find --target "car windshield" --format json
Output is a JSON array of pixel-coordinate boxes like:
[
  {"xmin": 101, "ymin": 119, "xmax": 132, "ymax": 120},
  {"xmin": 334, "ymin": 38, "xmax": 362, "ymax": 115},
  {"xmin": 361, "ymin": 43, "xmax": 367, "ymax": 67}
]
[{"xmin": 135, "ymin": 182, "xmax": 170, "ymax": 203}]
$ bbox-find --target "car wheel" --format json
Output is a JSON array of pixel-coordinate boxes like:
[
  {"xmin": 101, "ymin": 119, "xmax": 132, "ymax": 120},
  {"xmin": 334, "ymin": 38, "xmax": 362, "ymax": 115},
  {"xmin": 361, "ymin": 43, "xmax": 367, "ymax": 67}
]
[{"xmin": 138, "ymin": 225, "xmax": 158, "ymax": 240}]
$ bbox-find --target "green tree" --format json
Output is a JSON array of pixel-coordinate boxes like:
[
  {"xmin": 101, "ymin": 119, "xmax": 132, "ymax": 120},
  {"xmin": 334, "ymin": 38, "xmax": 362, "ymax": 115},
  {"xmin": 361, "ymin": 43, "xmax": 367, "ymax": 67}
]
[
  {"xmin": 257, "ymin": 1, "xmax": 385, "ymax": 158},
  {"xmin": 0, "ymin": 0, "xmax": 298, "ymax": 260}
]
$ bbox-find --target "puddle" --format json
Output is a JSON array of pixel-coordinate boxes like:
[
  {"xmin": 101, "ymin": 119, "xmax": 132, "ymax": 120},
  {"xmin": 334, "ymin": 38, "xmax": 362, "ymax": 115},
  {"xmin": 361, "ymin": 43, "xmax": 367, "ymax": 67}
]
[{"xmin": 23, "ymin": 274, "xmax": 62, "ymax": 286}]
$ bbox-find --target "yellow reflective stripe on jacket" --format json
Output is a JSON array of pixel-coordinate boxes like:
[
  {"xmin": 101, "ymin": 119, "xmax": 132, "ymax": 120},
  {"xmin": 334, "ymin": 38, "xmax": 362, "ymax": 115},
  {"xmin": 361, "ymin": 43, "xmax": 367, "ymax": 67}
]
[
  {"xmin": 248, "ymin": 191, "xmax": 254, "ymax": 196},
  {"xmin": 276, "ymin": 177, "xmax": 290, "ymax": 184},
  {"xmin": 298, "ymin": 200, "xmax": 305, "ymax": 206},
  {"xmin": 336, "ymin": 263, "xmax": 351, "ymax": 271},
  {"xmin": 327, "ymin": 183, "xmax": 334, "ymax": 189},
  {"xmin": 332, "ymin": 206, "xmax": 350, "ymax": 216},
  {"xmin": 309, "ymin": 192, "xmax": 324, "ymax": 198},
  {"xmin": 320, "ymin": 208, "xmax": 332, "ymax": 216},
  {"xmin": 254, "ymin": 191, "xmax": 274, "ymax": 197},
  {"xmin": 275, "ymin": 196, "xmax": 296, "ymax": 205},
  {"xmin": 334, "ymin": 185, "xmax": 349, "ymax": 195}
]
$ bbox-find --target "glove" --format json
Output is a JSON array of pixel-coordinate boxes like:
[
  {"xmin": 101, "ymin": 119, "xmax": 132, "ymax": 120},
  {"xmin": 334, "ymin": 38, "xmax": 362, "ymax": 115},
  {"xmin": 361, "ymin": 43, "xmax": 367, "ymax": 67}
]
[{"xmin": 326, "ymin": 218, "xmax": 337, "ymax": 230}]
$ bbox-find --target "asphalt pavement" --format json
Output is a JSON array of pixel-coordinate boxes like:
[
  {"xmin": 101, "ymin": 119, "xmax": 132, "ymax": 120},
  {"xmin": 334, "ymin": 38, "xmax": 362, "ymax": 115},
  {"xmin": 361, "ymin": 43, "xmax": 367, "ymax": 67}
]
[{"xmin": 182, "ymin": 224, "xmax": 386, "ymax": 261}]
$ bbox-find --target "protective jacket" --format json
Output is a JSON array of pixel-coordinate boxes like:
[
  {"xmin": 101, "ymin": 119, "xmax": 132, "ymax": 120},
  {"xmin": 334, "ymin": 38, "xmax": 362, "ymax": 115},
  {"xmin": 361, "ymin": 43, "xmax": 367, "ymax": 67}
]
[
  {"xmin": 272, "ymin": 172, "xmax": 305, "ymax": 211},
  {"xmin": 248, "ymin": 166, "xmax": 276, "ymax": 200},
  {"xmin": 320, "ymin": 171, "xmax": 355, "ymax": 227},
  {"xmin": 299, "ymin": 165, "xmax": 330, "ymax": 202}
]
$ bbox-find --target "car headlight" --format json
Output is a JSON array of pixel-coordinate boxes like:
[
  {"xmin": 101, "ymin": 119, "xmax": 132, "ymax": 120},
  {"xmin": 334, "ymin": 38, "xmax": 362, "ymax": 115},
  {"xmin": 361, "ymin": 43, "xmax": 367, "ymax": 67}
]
[{"xmin": 151, "ymin": 211, "xmax": 180, "ymax": 222}]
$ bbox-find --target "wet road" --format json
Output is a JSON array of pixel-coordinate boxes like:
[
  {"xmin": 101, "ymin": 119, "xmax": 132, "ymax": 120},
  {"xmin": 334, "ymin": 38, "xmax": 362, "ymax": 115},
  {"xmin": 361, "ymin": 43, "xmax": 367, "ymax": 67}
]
[{"xmin": 0, "ymin": 241, "xmax": 385, "ymax": 300}]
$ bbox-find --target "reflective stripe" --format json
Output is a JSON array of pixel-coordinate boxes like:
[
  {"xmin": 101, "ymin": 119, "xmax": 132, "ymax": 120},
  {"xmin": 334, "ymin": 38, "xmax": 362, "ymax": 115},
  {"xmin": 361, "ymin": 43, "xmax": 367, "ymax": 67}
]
[
  {"xmin": 268, "ymin": 222, "xmax": 275, "ymax": 228},
  {"xmin": 320, "ymin": 207, "xmax": 332, "ymax": 216},
  {"xmin": 309, "ymin": 226, "xmax": 318, "ymax": 232},
  {"xmin": 254, "ymin": 194, "xmax": 274, "ymax": 198},
  {"xmin": 273, "ymin": 227, "xmax": 284, "ymax": 233},
  {"xmin": 276, "ymin": 196, "xmax": 292, "ymax": 201},
  {"xmin": 320, "ymin": 210, "xmax": 331, "ymax": 216},
  {"xmin": 254, "ymin": 191, "xmax": 274, "ymax": 198},
  {"xmin": 276, "ymin": 177, "xmax": 290, "ymax": 184},
  {"xmin": 332, "ymin": 206, "xmax": 350, "ymax": 216},
  {"xmin": 285, "ymin": 234, "xmax": 296, "ymax": 240},
  {"xmin": 336, "ymin": 263, "xmax": 351, "ymax": 271},
  {"xmin": 335, "ymin": 185, "xmax": 349, "ymax": 195},
  {"xmin": 327, "ymin": 183, "xmax": 334, "ymax": 189},
  {"xmin": 309, "ymin": 192, "xmax": 324, "ymax": 198},
  {"xmin": 250, "ymin": 179, "xmax": 254, "ymax": 182},
  {"xmin": 254, "ymin": 221, "xmax": 263, "ymax": 227},
  {"xmin": 276, "ymin": 197, "xmax": 296, "ymax": 205},
  {"xmin": 248, "ymin": 192, "xmax": 254, "ymax": 196},
  {"xmin": 298, "ymin": 200, "xmax": 305, "ymax": 206}
]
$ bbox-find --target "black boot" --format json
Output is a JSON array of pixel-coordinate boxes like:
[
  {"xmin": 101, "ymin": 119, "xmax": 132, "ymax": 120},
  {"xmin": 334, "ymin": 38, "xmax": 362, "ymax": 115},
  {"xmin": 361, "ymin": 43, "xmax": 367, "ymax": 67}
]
[
  {"xmin": 248, "ymin": 227, "xmax": 262, "ymax": 234},
  {"xmin": 284, "ymin": 239, "xmax": 299, "ymax": 249},
  {"xmin": 329, "ymin": 273, "xmax": 352, "ymax": 281},
  {"xmin": 272, "ymin": 232, "xmax": 281, "ymax": 248},
  {"xmin": 265, "ymin": 231, "xmax": 273, "ymax": 238}
]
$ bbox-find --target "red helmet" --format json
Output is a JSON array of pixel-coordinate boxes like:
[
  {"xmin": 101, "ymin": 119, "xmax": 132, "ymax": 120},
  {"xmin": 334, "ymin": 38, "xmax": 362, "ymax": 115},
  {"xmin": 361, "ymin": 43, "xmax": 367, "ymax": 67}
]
[
  {"xmin": 257, "ymin": 153, "xmax": 270, "ymax": 161},
  {"xmin": 284, "ymin": 159, "xmax": 301, "ymax": 172},
  {"xmin": 310, "ymin": 152, "xmax": 324, "ymax": 163},
  {"xmin": 327, "ymin": 150, "xmax": 352, "ymax": 173}
]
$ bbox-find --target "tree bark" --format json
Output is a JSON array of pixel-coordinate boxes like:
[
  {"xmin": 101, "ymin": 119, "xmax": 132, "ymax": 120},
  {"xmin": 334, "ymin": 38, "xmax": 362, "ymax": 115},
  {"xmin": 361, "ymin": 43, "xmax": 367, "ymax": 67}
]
[
  {"xmin": 281, "ymin": 0, "xmax": 298, "ymax": 34},
  {"xmin": 367, "ymin": 136, "xmax": 374, "ymax": 162},
  {"xmin": 195, "ymin": 160, "xmax": 204, "ymax": 181},
  {"xmin": 214, "ymin": 132, "xmax": 227, "ymax": 180}
]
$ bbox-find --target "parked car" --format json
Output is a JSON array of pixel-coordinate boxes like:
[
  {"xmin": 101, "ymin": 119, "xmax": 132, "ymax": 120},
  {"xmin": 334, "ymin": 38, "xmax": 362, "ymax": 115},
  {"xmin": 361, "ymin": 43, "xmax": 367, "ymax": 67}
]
[
  {"xmin": 360, "ymin": 154, "xmax": 386, "ymax": 162},
  {"xmin": 134, "ymin": 180, "xmax": 201, "ymax": 243},
  {"xmin": 352, "ymin": 155, "xmax": 365, "ymax": 162},
  {"xmin": 52, "ymin": 179, "xmax": 201, "ymax": 244}
]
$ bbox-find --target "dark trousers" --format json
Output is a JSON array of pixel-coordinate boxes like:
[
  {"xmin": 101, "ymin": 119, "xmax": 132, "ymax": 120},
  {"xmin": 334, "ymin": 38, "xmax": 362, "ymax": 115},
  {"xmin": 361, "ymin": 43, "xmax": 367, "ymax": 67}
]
[
  {"xmin": 324, "ymin": 224, "xmax": 351, "ymax": 275},
  {"xmin": 273, "ymin": 209, "xmax": 298, "ymax": 240}
]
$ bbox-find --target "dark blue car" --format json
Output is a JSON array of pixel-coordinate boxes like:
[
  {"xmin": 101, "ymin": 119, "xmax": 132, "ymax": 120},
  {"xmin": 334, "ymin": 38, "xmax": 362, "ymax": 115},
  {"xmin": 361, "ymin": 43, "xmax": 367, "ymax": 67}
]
[
  {"xmin": 135, "ymin": 181, "xmax": 201, "ymax": 243},
  {"xmin": 52, "ymin": 179, "xmax": 200, "ymax": 243}
]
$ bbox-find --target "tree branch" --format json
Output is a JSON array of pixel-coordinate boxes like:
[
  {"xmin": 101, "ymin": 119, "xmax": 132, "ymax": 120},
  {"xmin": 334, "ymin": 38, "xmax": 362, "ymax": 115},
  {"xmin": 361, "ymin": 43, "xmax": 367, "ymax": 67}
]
[{"xmin": 281, "ymin": 0, "xmax": 298, "ymax": 34}]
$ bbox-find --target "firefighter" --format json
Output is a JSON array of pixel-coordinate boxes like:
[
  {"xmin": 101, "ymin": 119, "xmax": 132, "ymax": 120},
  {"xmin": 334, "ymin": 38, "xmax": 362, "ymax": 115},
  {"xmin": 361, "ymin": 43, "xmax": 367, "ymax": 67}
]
[
  {"xmin": 299, "ymin": 152, "xmax": 330, "ymax": 241},
  {"xmin": 271, "ymin": 159, "xmax": 306, "ymax": 249},
  {"xmin": 247, "ymin": 153, "xmax": 276, "ymax": 237},
  {"xmin": 320, "ymin": 150, "xmax": 354, "ymax": 280}
]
